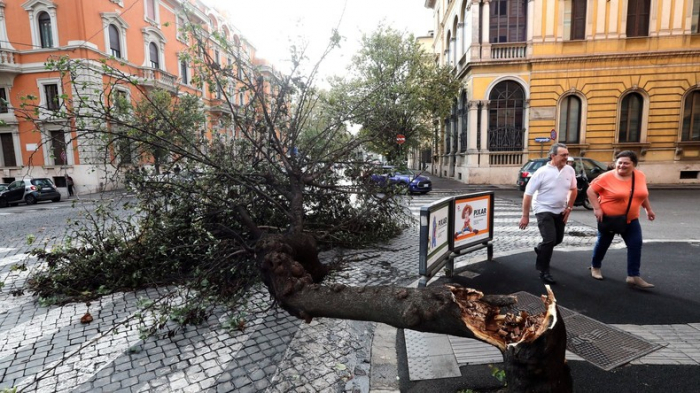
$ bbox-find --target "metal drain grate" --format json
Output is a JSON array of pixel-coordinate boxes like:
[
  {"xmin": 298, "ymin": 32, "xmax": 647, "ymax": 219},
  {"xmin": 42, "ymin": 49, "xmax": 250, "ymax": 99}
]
[{"xmin": 509, "ymin": 291, "xmax": 663, "ymax": 371}]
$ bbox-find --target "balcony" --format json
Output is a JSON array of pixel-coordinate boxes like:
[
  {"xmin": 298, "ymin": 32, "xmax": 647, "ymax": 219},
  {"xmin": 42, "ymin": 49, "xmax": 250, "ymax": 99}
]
[
  {"xmin": 0, "ymin": 49, "xmax": 21, "ymax": 73},
  {"xmin": 138, "ymin": 67, "xmax": 177, "ymax": 92},
  {"xmin": 488, "ymin": 43, "xmax": 527, "ymax": 60}
]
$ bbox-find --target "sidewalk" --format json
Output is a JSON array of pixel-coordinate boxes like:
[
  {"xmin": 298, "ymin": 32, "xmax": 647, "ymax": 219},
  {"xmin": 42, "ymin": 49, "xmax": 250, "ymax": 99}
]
[{"xmin": 387, "ymin": 175, "xmax": 700, "ymax": 392}]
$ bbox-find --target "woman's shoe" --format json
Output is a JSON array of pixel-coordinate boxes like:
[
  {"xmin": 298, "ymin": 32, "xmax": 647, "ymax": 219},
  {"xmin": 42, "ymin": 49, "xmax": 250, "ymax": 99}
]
[
  {"xmin": 589, "ymin": 267, "xmax": 603, "ymax": 280},
  {"xmin": 626, "ymin": 276, "xmax": 655, "ymax": 288}
]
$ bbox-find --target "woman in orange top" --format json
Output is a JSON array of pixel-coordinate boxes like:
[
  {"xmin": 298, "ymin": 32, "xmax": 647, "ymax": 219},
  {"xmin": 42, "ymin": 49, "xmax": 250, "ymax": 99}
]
[{"xmin": 586, "ymin": 150, "xmax": 656, "ymax": 288}]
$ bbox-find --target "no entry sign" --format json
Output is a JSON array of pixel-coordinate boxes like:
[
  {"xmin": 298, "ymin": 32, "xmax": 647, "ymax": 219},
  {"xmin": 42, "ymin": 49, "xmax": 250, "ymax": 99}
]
[{"xmin": 396, "ymin": 134, "xmax": 406, "ymax": 144}]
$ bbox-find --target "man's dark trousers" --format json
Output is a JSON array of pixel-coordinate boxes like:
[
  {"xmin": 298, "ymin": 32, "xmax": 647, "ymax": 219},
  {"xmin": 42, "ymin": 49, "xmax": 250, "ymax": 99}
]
[{"xmin": 534, "ymin": 212, "xmax": 565, "ymax": 272}]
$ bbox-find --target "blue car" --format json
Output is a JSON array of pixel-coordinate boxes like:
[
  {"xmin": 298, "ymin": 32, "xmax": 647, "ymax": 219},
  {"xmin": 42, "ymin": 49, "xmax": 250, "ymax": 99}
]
[{"xmin": 372, "ymin": 166, "xmax": 432, "ymax": 194}]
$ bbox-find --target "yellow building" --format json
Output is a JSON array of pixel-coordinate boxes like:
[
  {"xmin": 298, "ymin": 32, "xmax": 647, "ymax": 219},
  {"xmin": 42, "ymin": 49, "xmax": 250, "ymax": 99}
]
[
  {"xmin": 0, "ymin": 0, "xmax": 274, "ymax": 195},
  {"xmin": 422, "ymin": 0, "xmax": 700, "ymax": 185}
]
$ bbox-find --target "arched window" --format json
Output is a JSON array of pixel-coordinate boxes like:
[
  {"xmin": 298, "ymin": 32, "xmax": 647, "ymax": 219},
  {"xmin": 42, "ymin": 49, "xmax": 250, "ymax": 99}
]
[
  {"xmin": 149, "ymin": 42, "xmax": 159, "ymax": 69},
  {"xmin": 627, "ymin": 0, "xmax": 650, "ymax": 37},
  {"xmin": 619, "ymin": 93, "xmax": 643, "ymax": 142},
  {"xmin": 488, "ymin": 81, "xmax": 525, "ymax": 151},
  {"xmin": 109, "ymin": 25, "xmax": 121, "ymax": 58},
  {"xmin": 38, "ymin": 11, "xmax": 53, "ymax": 48},
  {"xmin": 682, "ymin": 90, "xmax": 700, "ymax": 141},
  {"xmin": 559, "ymin": 95, "xmax": 581, "ymax": 143},
  {"xmin": 490, "ymin": 0, "xmax": 527, "ymax": 43}
]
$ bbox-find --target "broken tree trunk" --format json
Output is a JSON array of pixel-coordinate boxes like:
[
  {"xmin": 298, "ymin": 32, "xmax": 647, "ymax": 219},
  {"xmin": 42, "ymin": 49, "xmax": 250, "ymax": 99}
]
[{"xmin": 256, "ymin": 233, "xmax": 573, "ymax": 392}]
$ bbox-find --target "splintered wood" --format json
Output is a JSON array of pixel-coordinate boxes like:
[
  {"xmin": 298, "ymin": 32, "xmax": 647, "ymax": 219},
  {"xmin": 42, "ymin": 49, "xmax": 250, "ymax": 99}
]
[{"xmin": 447, "ymin": 285, "xmax": 558, "ymax": 351}]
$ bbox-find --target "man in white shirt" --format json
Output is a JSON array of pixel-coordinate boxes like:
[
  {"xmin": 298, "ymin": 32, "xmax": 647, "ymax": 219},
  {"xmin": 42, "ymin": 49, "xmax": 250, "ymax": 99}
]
[{"xmin": 519, "ymin": 143, "xmax": 577, "ymax": 284}]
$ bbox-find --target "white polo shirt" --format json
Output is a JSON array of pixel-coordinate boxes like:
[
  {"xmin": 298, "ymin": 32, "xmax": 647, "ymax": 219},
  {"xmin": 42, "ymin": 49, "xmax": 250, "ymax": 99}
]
[{"xmin": 524, "ymin": 163, "xmax": 576, "ymax": 214}]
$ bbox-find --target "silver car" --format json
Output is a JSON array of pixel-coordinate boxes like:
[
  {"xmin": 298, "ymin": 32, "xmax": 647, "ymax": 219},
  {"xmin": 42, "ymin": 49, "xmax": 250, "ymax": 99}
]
[{"xmin": 0, "ymin": 178, "xmax": 61, "ymax": 208}]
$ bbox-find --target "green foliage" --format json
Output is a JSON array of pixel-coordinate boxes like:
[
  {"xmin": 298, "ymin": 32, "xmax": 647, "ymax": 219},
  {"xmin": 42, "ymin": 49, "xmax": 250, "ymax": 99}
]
[
  {"xmin": 489, "ymin": 364, "xmax": 507, "ymax": 385},
  {"xmin": 329, "ymin": 25, "xmax": 460, "ymax": 163},
  {"xmin": 21, "ymin": 18, "xmax": 413, "ymax": 337}
]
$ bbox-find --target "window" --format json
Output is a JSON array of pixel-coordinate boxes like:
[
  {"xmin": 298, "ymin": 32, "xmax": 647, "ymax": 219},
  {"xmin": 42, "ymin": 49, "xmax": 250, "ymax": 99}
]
[
  {"xmin": 460, "ymin": 92, "xmax": 468, "ymax": 152},
  {"xmin": 682, "ymin": 90, "xmax": 700, "ymax": 141},
  {"xmin": 0, "ymin": 133, "xmax": 17, "ymax": 167},
  {"xmin": 38, "ymin": 11, "xmax": 53, "ymax": 48},
  {"xmin": 559, "ymin": 95, "xmax": 582, "ymax": 143},
  {"xmin": 619, "ymin": 93, "xmax": 643, "ymax": 142},
  {"xmin": 0, "ymin": 88, "xmax": 8, "ymax": 114},
  {"xmin": 569, "ymin": 0, "xmax": 587, "ymax": 40},
  {"xmin": 149, "ymin": 42, "xmax": 159, "ymax": 69},
  {"xmin": 627, "ymin": 0, "xmax": 650, "ymax": 37},
  {"xmin": 44, "ymin": 83, "xmax": 60, "ymax": 110},
  {"xmin": 490, "ymin": 0, "xmax": 527, "ymax": 43},
  {"xmin": 50, "ymin": 129, "xmax": 67, "ymax": 165},
  {"xmin": 146, "ymin": 0, "xmax": 156, "ymax": 21},
  {"xmin": 108, "ymin": 25, "xmax": 121, "ymax": 58},
  {"xmin": 180, "ymin": 60, "xmax": 189, "ymax": 85},
  {"xmin": 693, "ymin": 0, "xmax": 700, "ymax": 34},
  {"xmin": 488, "ymin": 81, "xmax": 525, "ymax": 151}
]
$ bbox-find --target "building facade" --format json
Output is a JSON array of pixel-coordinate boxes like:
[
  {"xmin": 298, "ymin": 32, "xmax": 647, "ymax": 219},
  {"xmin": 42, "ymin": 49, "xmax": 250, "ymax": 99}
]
[
  {"xmin": 0, "ymin": 0, "xmax": 271, "ymax": 195},
  {"xmin": 421, "ymin": 0, "xmax": 700, "ymax": 185}
]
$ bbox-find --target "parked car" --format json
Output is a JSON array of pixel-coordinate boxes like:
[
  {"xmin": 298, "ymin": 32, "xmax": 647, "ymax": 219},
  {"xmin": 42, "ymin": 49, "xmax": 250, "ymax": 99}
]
[
  {"xmin": 0, "ymin": 183, "xmax": 7, "ymax": 192},
  {"xmin": 0, "ymin": 178, "xmax": 61, "ymax": 208},
  {"xmin": 372, "ymin": 166, "xmax": 432, "ymax": 194},
  {"xmin": 516, "ymin": 157, "xmax": 608, "ymax": 191}
]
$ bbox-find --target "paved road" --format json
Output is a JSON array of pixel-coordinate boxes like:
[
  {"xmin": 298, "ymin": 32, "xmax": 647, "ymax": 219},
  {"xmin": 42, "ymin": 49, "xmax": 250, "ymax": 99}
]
[{"xmin": 1, "ymin": 185, "xmax": 699, "ymax": 392}]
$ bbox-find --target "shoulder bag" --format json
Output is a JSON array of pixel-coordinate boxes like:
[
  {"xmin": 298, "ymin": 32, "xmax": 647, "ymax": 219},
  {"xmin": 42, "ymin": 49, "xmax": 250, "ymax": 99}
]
[{"xmin": 597, "ymin": 172, "xmax": 635, "ymax": 234}]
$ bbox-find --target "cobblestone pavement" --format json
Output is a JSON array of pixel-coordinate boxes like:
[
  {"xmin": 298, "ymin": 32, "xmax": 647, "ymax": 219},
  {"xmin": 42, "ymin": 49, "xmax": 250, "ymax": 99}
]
[{"xmin": 0, "ymin": 191, "xmax": 617, "ymax": 392}]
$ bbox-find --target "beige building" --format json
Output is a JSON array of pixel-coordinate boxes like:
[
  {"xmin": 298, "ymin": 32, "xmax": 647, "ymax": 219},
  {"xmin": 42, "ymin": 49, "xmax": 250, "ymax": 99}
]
[{"xmin": 420, "ymin": 0, "xmax": 700, "ymax": 185}]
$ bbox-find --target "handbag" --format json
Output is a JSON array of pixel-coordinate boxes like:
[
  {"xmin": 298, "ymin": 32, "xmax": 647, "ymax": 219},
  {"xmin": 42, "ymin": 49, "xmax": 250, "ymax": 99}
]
[{"xmin": 597, "ymin": 172, "xmax": 634, "ymax": 234}]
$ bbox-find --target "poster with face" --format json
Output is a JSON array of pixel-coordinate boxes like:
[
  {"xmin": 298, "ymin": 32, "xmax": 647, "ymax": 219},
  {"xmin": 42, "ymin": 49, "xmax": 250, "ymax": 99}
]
[{"xmin": 453, "ymin": 194, "xmax": 491, "ymax": 249}]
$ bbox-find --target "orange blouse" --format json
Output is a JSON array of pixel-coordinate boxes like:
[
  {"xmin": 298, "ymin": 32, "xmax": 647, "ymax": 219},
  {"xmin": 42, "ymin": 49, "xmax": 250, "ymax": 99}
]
[{"xmin": 589, "ymin": 169, "xmax": 649, "ymax": 223}]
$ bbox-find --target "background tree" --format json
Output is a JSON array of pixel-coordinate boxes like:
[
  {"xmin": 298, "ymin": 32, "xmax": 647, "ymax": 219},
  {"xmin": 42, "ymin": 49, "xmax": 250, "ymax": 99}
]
[
  {"xmin": 328, "ymin": 25, "xmax": 460, "ymax": 165},
  {"xmin": 18, "ymin": 17, "xmax": 571, "ymax": 392}
]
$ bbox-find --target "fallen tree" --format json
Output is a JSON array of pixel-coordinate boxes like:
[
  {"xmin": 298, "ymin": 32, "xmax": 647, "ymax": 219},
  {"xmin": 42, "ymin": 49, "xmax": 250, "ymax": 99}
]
[
  {"xmin": 257, "ymin": 233, "xmax": 573, "ymax": 392},
  {"xmin": 18, "ymin": 14, "xmax": 571, "ymax": 391}
]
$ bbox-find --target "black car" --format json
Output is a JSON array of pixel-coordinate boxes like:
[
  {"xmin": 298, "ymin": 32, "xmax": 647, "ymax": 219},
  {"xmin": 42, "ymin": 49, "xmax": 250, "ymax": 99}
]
[
  {"xmin": 0, "ymin": 178, "xmax": 61, "ymax": 207},
  {"xmin": 516, "ymin": 157, "xmax": 608, "ymax": 191}
]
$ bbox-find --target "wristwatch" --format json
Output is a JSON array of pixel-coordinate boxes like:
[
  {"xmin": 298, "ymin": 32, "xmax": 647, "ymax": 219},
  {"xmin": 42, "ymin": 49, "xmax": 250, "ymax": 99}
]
[{"xmin": 565, "ymin": 206, "xmax": 573, "ymax": 211}]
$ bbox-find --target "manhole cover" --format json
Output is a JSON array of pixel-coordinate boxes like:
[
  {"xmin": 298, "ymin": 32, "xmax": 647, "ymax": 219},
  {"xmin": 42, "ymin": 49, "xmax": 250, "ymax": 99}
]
[{"xmin": 509, "ymin": 291, "xmax": 662, "ymax": 370}]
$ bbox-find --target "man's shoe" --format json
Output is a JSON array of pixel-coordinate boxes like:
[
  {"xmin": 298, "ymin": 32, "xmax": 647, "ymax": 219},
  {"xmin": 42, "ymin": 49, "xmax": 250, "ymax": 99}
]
[
  {"xmin": 540, "ymin": 271, "xmax": 556, "ymax": 284},
  {"xmin": 626, "ymin": 276, "xmax": 654, "ymax": 288},
  {"xmin": 590, "ymin": 267, "xmax": 604, "ymax": 280}
]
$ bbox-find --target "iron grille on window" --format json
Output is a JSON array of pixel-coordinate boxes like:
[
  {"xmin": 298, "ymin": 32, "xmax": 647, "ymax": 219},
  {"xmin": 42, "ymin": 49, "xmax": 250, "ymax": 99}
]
[{"xmin": 488, "ymin": 81, "xmax": 525, "ymax": 151}]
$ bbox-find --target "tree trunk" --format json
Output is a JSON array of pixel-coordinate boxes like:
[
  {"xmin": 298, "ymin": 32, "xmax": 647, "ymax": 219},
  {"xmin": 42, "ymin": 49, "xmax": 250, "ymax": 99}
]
[{"xmin": 256, "ymin": 233, "xmax": 573, "ymax": 392}]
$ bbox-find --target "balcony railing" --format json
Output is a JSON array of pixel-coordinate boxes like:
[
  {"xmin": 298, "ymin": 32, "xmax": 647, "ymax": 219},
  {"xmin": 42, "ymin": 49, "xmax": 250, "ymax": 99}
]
[
  {"xmin": 138, "ymin": 67, "xmax": 177, "ymax": 91},
  {"xmin": 0, "ymin": 49, "xmax": 20, "ymax": 72},
  {"xmin": 489, "ymin": 43, "xmax": 527, "ymax": 60}
]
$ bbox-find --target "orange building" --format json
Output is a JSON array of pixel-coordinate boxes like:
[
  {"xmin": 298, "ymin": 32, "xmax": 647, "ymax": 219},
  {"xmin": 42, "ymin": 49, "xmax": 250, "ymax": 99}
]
[{"xmin": 0, "ymin": 0, "xmax": 274, "ymax": 195}]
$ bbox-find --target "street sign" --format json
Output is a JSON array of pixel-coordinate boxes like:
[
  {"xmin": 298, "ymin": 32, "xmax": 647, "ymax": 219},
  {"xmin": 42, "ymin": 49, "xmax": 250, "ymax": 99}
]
[
  {"xmin": 550, "ymin": 129, "xmax": 557, "ymax": 140},
  {"xmin": 396, "ymin": 134, "xmax": 406, "ymax": 144},
  {"xmin": 534, "ymin": 137, "xmax": 551, "ymax": 143}
]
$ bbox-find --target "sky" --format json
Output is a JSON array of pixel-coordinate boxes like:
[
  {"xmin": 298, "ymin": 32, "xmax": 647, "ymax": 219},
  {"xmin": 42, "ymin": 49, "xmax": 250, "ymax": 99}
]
[{"xmin": 205, "ymin": 0, "xmax": 434, "ymax": 78}]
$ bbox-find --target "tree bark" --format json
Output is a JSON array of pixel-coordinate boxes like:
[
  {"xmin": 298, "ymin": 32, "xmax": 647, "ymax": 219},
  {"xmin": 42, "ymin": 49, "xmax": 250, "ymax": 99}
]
[{"xmin": 256, "ymin": 233, "xmax": 573, "ymax": 392}]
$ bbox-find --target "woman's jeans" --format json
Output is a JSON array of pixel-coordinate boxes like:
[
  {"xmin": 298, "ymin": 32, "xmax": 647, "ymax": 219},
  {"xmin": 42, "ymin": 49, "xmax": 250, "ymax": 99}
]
[{"xmin": 591, "ymin": 219, "xmax": 643, "ymax": 276}]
